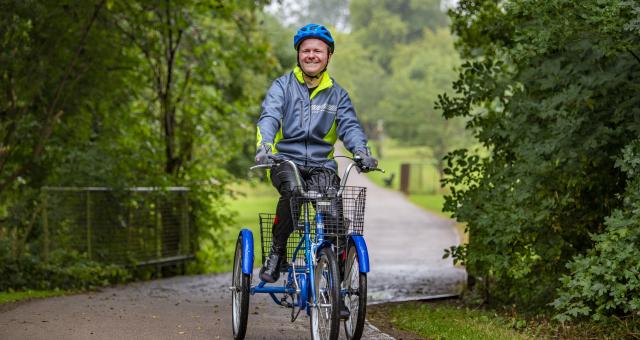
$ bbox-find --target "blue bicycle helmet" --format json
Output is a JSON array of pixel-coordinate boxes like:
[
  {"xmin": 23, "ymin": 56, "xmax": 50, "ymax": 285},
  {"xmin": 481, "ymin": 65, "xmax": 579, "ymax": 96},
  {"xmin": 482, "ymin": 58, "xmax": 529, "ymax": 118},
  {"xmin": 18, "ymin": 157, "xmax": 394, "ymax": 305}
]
[{"xmin": 293, "ymin": 24, "xmax": 335, "ymax": 53}]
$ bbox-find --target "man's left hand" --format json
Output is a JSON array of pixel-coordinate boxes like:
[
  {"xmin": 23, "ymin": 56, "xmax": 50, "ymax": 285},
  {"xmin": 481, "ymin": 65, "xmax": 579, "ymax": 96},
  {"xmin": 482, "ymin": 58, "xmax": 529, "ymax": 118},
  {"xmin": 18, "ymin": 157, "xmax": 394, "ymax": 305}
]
[{"xmin": 356, "ymin": 151, "xmax": 378, "ymax": 170}]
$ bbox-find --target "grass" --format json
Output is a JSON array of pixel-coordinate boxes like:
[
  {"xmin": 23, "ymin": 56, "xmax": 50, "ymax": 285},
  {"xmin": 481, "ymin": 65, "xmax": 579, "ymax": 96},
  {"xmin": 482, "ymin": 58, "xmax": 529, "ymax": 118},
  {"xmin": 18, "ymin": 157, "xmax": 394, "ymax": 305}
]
[
  {"xmin": 408, "ymin": 194, "xmax": 447, "ymax": 218},
  {"xmin": 369, "ymin": 300, "xmax": 532, "ymax": 340},
  {"xmin": 366, "ymin": 140, "xmax": 436, "ymax": 192},
  {"xmin": 221, "ymin": 179, "xmax": 279, "ymax": 272},
  {"xmin": 0, "ymin": 289, "xmax": 68, "ymax": 304},
  {"xmin": 369, "ymin": 299, "xmax": 640, "ymax": 340}
]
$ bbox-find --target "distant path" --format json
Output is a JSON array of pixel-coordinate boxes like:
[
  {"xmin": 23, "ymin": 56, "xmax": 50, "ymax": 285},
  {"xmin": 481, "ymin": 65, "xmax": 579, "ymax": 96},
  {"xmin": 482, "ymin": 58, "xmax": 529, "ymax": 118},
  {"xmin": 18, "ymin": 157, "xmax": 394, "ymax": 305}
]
[{"xmin": 0, "ymin": 157, "xmax": 465, "ymax": 339}]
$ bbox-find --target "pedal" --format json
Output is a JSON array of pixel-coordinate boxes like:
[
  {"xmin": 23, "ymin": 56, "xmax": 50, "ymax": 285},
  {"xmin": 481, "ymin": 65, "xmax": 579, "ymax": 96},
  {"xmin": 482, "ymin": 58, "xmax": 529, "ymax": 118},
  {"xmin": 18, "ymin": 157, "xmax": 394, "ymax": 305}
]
[{"xmin": 280, "ymin": 296, "xmax": 293, "ymax": 308}]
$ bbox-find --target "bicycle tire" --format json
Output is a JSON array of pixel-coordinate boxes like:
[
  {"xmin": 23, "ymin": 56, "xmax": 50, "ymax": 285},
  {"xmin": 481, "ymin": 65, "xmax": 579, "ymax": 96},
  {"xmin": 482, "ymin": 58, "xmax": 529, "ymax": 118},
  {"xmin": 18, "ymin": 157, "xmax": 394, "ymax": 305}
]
[
  {"xmin": 343, "ymin": 244, "xmax": 367, "ymax": 340},
  {"xmin": 310, "ymin": 247, "xmax": 340, "ymax": 340},
  {"xmin": 232, "ymin": 236, "xmax": 250, "ymax": 340}
]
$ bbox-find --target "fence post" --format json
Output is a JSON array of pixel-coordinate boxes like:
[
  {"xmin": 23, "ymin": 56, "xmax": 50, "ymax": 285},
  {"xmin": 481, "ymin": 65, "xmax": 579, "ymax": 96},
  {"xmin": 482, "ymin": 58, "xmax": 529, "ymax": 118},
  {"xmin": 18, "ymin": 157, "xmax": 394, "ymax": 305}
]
[
  {"xmin": 155, "ymin": 195, "xmax": 162, "ymax": 259},
  {"xmin": 400, "ymin": 163, "xmax": 410, "ymax": 195},
  {"xmin": 86, "ymin": 190, "xmax": 92, "ymax": 260},
  {"xmin": 180, "ymin": 192, "xmax": 189, "ymax": 256}
]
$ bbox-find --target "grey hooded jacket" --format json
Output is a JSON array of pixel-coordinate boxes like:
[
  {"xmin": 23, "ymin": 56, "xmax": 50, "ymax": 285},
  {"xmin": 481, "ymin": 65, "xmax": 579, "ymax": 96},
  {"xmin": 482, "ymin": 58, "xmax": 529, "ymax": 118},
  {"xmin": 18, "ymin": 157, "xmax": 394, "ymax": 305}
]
[{"xmin": 256, "ymin": 67, "xmax": 369, "ymax": 172}]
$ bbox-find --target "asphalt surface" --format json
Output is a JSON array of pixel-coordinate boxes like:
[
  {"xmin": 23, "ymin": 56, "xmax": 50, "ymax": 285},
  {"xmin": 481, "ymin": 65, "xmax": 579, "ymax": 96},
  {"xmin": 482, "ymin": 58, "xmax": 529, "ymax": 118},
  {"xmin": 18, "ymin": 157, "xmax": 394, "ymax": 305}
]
[{"xmin": 0, "ymin": 158, "xmax": 465, "ymax": 339}]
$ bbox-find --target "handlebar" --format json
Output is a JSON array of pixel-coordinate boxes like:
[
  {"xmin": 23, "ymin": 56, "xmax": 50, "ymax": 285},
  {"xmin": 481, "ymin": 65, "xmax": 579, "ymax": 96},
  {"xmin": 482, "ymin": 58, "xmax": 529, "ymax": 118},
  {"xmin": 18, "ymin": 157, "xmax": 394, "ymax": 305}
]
[{"xmin": 250, "ymin": 155, "xmax": 384, "ymax": 198}]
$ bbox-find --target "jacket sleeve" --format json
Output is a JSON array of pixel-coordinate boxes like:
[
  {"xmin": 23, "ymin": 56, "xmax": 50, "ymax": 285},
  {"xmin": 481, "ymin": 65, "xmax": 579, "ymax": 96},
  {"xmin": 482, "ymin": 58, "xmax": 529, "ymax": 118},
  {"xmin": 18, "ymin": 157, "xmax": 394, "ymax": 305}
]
[
  {"xmin": 336, "ymin": 89, "xmax": 368, "ymax": 155},
  {"xmin": 256, "ymin": 79, "xmax": 284, "ymax": 150}
]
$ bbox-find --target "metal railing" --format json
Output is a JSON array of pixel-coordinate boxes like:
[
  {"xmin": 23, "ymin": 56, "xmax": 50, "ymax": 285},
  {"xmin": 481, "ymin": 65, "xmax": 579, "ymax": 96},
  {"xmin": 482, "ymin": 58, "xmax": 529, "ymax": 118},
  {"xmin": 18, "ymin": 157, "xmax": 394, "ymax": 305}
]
[{"xmin": 41, "ymin": 187, "xmax": 193, "ymax": 266}]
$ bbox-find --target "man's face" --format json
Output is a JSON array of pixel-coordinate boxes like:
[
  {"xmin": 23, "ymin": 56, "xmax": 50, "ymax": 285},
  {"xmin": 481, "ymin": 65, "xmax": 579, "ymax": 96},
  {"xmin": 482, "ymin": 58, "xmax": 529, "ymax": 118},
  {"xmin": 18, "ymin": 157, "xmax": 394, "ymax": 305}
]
[{"xmin": 298, "ymin": 38, "xmax": 331, "ymax": 77}]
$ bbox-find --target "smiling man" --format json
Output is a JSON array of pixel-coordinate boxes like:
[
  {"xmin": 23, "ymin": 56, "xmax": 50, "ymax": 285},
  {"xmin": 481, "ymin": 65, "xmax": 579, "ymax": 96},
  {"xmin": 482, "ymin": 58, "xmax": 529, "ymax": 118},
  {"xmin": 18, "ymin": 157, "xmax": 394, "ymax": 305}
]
[{"xmin": 255, "ymin": 23, "xmax": 378, "ymax": 287}]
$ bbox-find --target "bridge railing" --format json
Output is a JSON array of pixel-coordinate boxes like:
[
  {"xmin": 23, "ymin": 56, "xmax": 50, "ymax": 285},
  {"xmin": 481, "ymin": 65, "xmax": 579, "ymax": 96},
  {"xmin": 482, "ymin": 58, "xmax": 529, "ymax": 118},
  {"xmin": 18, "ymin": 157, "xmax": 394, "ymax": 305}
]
[{"xmin": 41, "ymin": 187, "xmax": 193, "ymax": 267}]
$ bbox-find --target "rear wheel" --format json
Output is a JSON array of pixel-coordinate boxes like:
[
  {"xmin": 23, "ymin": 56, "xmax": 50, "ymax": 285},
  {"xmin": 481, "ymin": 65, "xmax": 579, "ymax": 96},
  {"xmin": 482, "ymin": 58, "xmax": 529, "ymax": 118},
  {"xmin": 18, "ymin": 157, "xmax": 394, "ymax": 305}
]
[
  {"xmin": 310, "ymin": 247, "xmax": 340, "ymax": 340},
  {"xmin": 343, "ymin": 244, "xmax": 367, "ymax": 340},
  {"xmin": 232, "ymin": 236, "xmax": 250, "ymax": 340}
]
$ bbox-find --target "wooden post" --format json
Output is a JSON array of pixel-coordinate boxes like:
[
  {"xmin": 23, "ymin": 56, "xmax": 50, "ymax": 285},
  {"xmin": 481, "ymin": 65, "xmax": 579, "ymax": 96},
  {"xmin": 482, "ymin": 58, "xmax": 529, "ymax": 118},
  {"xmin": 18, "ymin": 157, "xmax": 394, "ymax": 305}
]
[{"xmin": 400, "ymin": 163, "xmax": 411, "ymax": 195}]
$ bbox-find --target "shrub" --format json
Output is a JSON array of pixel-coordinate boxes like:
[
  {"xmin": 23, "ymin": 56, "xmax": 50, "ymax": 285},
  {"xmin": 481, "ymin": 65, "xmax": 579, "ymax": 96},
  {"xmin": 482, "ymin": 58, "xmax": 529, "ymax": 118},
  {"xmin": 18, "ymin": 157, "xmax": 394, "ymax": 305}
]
[
  {"xmin": 0, "ymin": 250, "xmax": 130, "ymax": 291},
  {"xmin": 553, "ymin": 141, "xmax": 640, "ymax": 320}
]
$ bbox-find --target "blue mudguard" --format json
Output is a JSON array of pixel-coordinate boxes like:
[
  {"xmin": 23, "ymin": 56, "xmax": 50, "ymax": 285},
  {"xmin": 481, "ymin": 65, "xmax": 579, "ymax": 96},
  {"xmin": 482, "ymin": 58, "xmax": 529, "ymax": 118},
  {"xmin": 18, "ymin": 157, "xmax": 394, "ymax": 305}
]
[
  {"xmin": 349, "ymin": 235, "xmax": 370, "ymax": 273},
  {"xmin": 240, "ymin": 229, "xmax": 254, "ymax": 275}
]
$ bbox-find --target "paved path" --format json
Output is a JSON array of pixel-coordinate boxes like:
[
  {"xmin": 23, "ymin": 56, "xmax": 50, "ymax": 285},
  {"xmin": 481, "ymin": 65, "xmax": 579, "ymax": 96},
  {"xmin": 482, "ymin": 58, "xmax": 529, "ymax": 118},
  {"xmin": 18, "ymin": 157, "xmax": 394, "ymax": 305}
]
[{"xmin": 0, "ymin": 159, "xmax": 465, "ymax": 339}]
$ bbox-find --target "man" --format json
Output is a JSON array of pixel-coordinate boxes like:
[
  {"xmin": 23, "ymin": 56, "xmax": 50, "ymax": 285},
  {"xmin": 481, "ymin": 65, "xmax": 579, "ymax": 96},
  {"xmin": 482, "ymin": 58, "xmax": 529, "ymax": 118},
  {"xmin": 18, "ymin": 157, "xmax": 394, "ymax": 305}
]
[{"xmin": 255, "ymin": 23, "xmax": 377, "ymax": 284}]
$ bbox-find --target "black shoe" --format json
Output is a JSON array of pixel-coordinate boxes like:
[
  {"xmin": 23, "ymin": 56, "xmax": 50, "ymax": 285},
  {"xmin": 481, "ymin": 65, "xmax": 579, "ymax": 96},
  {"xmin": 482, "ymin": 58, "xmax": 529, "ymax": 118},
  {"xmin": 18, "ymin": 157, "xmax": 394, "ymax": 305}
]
[
  {"xmin": 279, "ymin": 260, "xmax": 291, "ymax": 272},
  {"xmin": 259, "ymin": 253, "xmax": 282, "ymax": 283}
]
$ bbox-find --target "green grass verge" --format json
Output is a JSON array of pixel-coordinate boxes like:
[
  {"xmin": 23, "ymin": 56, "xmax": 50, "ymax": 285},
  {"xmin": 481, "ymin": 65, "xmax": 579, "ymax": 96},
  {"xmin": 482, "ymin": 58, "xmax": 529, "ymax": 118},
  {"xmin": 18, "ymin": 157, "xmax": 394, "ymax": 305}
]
[
  {"xmin": 0, "ymin": 289, "xmax": 68, "ymax": 304},
  {"xmin": 408, "ymin": 194, "xmax": 447, "ymax": 218},
  {"xmin": 370, "ymin": 300, "xmax": 640, "ymax": 340},
  {"xmin": 369, "ymin": 301, "xmax": 532, "ymax": 340}
]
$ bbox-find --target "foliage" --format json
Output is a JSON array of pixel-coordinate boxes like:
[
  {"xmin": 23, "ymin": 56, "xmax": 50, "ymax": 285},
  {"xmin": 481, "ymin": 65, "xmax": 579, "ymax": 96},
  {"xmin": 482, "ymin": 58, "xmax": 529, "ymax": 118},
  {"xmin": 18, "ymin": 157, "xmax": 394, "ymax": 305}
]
[
  {"xmin": 376, "ymin": 28, "xmax": 470, "ymax": 173},
  {"xmin": 0, "ymin": 249, "xmax": 130, "ymax": 291},
  {"xmin": 0, "ymin": 0, "xmax": 280, "ymax": 289},
  {"xmin": 350, "ymin": 0, "xmax": 448, "ymax": 71},
  {"xmin": 438, "ymin": 0, "xmax": 640, "ymax": 313},
  {"xmin": 327, "ymin": 0, "xmax": 471, "ymax": 174},
  {"xmin": 553, "ymin": 140, "xmax": 640, "ymax": 321},
  {"xmin": 266, "ymin": 0, "xmax": 350, "ymax": 32}
]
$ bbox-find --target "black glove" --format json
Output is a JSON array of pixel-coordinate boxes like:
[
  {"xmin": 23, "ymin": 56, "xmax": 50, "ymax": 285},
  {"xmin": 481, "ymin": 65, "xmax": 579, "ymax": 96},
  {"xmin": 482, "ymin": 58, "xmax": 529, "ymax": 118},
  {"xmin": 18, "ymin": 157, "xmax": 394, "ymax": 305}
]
[
  {"xmin": 356, "ymin": 150, "xmax": 378, "ymax": 170},
  {"xmin": 255, "ymin": 144, "xmax": 272, "ymax": 165}
]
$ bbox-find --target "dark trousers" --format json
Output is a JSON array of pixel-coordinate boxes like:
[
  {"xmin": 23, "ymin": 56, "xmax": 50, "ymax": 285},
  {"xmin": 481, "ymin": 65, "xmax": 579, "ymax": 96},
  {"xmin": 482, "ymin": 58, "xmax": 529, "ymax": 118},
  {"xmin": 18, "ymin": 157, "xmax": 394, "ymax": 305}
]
[{"xmin": 269, "ymin": 163, "xmax": 341, "ymax": 255}]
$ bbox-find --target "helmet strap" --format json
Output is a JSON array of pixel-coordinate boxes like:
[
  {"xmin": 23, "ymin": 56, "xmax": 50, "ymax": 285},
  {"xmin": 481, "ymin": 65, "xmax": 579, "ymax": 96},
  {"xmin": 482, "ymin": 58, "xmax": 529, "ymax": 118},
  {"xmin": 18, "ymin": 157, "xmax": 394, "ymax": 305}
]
[{"xmin": 297, "ymin": 62, "xmax": 325, "ymax": 80}]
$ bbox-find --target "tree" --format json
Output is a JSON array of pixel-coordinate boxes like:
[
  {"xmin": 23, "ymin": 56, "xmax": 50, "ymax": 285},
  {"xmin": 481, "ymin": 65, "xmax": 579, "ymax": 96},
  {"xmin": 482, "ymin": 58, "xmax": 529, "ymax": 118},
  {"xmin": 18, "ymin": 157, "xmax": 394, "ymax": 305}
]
[
  {"xmin": 438, "ymin": 0, "xmax": 640, "ymax": 311},
  {"xmin": 378, "ymin": 28, "xmax": 468, "ymax": 175},
  {"xmin": 0, "ymin": 0, "xmax": 279, "ymax": 286},
  {"xmin": 350, "ymin": 0, "xmax": 448, "ymax": 71},
  {"xmin": 266, "ymin": 0, "xmax": 350, "ymax": 32},
  {"xmin": 0, "ymin": 0, "xmax": 111, "ymax": 196}
]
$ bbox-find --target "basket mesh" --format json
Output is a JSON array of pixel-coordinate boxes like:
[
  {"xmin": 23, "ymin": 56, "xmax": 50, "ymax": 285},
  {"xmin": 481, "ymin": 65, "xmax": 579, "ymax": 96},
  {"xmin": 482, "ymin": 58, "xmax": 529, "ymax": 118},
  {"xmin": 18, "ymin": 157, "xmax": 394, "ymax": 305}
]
[{"xmin": 259, "ymin": 186, "xmax": 366, "ymax": 268}]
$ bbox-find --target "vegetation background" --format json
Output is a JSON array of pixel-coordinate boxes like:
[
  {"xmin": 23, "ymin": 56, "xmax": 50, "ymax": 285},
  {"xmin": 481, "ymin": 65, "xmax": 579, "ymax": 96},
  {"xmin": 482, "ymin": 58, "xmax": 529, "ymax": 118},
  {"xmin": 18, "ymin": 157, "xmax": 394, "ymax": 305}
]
[{"xmin": 2, "ymin": 0, "xmax": 640, "ymax": 336}]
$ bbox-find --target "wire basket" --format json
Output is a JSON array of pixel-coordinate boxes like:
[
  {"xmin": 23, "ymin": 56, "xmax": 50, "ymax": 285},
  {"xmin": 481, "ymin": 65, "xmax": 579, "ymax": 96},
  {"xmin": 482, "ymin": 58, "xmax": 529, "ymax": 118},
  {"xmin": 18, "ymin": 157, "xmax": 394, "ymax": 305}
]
[{"xmin": 259, "ymin": 186, "xmax": 367, "ymax": 268}]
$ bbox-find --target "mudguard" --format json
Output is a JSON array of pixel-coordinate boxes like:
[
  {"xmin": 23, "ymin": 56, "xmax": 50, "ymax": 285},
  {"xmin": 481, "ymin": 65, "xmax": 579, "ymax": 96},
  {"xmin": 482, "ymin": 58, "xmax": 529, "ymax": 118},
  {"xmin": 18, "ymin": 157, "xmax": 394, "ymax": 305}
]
[
  {"xmin": 240, "ymin": 229, "xmax": 254, "ymax": 275},
  {"xmin": 348, "ymin": 235, "xmax": 370, "ymax": 273}
]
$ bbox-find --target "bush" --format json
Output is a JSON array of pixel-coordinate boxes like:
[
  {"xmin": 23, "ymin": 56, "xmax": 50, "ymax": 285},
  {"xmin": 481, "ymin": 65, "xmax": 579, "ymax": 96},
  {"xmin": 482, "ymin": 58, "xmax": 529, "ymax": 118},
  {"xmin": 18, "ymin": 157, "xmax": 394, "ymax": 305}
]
[
  {"xmin": 439, "ymin": 0, "xmax": 640, "ymax": 310},
  {"xmin": 0, "ymin": 250, "xmax": 131, "ymax": 291},
  {"xmin": 553, "ymin": 141, "xmax": 640, "ymax": 320}
]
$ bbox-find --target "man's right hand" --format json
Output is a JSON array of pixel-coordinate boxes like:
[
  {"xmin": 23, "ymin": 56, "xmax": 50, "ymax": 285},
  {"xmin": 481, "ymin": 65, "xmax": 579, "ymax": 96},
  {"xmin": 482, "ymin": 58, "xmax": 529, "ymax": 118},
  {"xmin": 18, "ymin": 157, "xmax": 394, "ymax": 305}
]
[{"xmin": 255, "ymin": 144, "xmax": 272, "ymax": 165}]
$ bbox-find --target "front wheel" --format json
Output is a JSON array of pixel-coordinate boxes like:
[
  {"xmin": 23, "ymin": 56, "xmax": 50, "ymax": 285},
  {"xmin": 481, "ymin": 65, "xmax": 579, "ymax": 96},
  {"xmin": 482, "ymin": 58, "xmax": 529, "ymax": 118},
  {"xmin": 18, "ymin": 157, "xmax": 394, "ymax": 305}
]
[
  {"xmin": 343, "ymin": 244, "xmax": 367, "ymax": 340},
  {"xmin": 310, "ymin": 247, "xmax": 340, "ymax": 340},
  {"xmin": 231, "ymin": 236, "xmax": 251, "ymax": 340}
]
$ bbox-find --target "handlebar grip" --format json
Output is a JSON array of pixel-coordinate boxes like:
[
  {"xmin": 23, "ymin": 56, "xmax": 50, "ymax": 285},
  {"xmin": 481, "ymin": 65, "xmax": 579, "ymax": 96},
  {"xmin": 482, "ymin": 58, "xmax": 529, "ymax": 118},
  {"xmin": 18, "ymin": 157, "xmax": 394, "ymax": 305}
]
[
  {"xmin": 249, "ymin": 163, "xmax": 274, "ymax": 171},
  {"xmin": 361, "ymin": 167, "xmax": 385, "ymax": 174}
]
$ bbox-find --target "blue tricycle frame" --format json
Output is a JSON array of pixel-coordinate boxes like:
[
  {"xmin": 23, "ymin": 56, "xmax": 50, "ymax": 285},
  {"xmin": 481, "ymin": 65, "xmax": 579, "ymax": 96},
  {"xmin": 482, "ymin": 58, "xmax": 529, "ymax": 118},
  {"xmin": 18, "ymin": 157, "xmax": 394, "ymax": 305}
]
[
  {"xmin": 238, "ymin": 229, "xmax": 369, "ymax": 310},
  {"xmin": 230, "ymin": 157, "xmax": 381, "ymax": 340}
]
